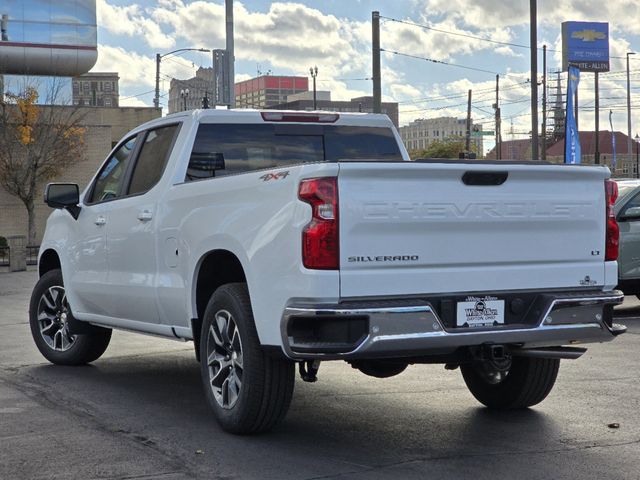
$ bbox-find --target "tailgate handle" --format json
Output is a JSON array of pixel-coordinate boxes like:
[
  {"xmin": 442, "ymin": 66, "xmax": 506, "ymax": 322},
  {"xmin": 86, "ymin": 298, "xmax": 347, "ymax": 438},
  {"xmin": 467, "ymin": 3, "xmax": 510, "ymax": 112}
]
[{"xmin": 462, "ymin": 171, "xmax": 508, "ymax": 186}]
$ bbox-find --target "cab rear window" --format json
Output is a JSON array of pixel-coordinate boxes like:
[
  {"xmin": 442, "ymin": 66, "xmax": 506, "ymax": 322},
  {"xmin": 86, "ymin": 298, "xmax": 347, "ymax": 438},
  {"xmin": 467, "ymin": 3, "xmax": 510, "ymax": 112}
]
[{"xmin": 186, "ymin": 124, "xmax": 402, "ymax": 181}]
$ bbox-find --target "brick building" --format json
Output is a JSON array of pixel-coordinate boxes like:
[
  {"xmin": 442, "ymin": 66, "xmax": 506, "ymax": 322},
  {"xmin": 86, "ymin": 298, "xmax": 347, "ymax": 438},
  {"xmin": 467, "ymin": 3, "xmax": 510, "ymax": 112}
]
[
  {"xmin": 72, "ymin": 72, "xmax": 119, "ymax": 107},
  {"xmin": 0, "ymin": 106, "xmax": 161, "ymax": 244},
  {"xmin": 235, "ymin": 75, "xmax": 308, "ymax": 109}
]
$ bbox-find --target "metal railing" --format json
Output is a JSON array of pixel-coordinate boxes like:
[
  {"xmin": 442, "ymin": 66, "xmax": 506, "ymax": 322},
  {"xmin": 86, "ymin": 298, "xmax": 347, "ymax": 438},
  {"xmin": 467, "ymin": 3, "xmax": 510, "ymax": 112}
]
[
  {"xmin": 0, "ymin": 246, "xmax": 8, "ymax": 266},
  {"xmin": 26, "ymin": 245, "xmax": 40, "ymax": 266}
]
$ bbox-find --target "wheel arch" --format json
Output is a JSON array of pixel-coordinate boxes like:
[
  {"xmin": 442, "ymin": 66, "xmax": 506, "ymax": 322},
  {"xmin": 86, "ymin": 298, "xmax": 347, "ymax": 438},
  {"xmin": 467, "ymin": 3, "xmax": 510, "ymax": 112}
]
[
  {"xmin": 38, "ymin": 248, "xmax": 61, "ymax": 277},
  {"xmin": 191, "ymin": 249, "xmax": 248, "ymax": 360}
]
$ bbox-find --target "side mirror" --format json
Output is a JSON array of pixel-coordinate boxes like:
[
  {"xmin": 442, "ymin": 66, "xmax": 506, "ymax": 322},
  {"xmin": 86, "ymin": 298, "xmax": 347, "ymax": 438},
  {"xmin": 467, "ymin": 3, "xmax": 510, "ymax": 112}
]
[
  {"xmin": 44, "ymin": 183, "xmax": 81, "ymax": 219},
  {"xmin": 621, "ymin": 206, "xmax": 640, "ymax": 221},
  {"xmin": 187, "ymin": 152, "xmax": 225, "ymax": 180}
]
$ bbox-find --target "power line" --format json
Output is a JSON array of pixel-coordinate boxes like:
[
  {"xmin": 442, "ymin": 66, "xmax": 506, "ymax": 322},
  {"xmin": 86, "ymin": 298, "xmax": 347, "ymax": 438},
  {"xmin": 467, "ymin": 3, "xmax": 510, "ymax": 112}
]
[
  {"xmin": 380, "ymin": 15, "xmax": 640, "ymax": 60},
  {"xmin": 381, "ymin": 48, "xmax": 500, "ymax": 75}
]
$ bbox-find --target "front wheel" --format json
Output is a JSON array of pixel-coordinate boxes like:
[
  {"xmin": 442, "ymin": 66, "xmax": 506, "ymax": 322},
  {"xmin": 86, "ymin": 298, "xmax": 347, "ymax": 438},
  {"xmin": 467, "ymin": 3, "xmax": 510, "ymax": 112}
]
[
  {"xmin": 461, "ymin": 356, "xmax": 560, "ymax": 409},
  {"xmin": 200, "ymin": 283, "xmax": 295, "ymax": 434},
  {"xmin": 29, "ymin": 269, "xmax": 112, "ymax": 365}
]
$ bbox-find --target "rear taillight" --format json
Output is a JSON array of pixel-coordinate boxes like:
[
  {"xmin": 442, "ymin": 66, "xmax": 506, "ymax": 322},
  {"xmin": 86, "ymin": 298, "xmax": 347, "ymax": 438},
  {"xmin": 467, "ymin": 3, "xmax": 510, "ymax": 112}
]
[
  {"xmin": 605, "ymin": 179, "xmax": 619, "ymax": 261},
  {"xmin": 298, "ymin": 177, "xmax": 339, "ymax": 269}
]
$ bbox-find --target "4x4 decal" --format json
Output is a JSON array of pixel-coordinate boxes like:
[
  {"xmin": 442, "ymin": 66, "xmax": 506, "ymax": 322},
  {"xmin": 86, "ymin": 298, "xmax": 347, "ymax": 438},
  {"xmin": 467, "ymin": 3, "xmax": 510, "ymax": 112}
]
[{"xmin": 259, "ymin": 171, "xmax": 290, "ymax": 182}]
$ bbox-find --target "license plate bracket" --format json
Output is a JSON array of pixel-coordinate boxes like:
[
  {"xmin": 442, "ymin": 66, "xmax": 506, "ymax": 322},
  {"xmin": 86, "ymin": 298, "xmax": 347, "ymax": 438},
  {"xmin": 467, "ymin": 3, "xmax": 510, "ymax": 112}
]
[{"xmin": 456, "ymin": 296, "xmax": 505, "ymax": 328}]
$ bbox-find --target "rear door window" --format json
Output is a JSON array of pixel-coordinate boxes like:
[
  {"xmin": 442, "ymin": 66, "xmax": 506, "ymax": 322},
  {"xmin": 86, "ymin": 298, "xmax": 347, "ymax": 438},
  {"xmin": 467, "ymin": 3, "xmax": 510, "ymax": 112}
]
[{"xmin": 127, "ymin": 124, "xmax": 180, "ymax": 195}]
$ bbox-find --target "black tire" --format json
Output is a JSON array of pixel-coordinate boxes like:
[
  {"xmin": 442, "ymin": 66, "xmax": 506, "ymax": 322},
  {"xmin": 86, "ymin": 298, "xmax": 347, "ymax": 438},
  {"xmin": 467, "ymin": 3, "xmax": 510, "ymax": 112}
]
[
  {"xmin": 199, "ymin": 283, "xmax": 295, "ymax": 434},
  {"xmin": 461, "ymin": 356, "xmax": 560, "ymax": 409},
  {"xmin": 29, "ymin": 269, "xmax": 112, "ymax": 366}
]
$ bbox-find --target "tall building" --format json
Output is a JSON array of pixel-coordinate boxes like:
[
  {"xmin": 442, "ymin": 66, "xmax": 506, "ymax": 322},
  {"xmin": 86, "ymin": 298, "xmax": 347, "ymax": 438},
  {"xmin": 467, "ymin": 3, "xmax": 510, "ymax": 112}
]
[
  {"xmin": 72, "ymin": 72, "xmax": 119, "ymax": 107},
  {"xmin": 399, "ymin": 117, "xmax": 483, "ymax": 153},
  {"xmin": 272, "ymin": 95, "xmax": 399, "ymax": 128},
  {"xmin": 235, "ymin": 75, "xmax": 308, "ymax": 109},
  {"xmin": 0, "ymin": 0, "xmax": 97, "ymax": 76},
  {"xmin": 168, "ymin": 67, "xmax": 214, "ymax": 114}
]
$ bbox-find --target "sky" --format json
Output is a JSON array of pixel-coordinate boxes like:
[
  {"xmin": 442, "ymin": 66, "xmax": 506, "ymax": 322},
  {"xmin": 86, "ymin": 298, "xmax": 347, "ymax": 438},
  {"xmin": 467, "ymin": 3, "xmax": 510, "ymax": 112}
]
[{"xmin": 10, "ymin": 0, "xmax": 640, "ymax": 153}]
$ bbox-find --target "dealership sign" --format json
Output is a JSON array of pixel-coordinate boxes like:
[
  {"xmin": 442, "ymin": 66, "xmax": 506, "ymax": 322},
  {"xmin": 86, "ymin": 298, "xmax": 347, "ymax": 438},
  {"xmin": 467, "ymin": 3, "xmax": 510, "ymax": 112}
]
[{"xmin": 562, "ymin": 21, "xmax": 610, "ymax": 72}]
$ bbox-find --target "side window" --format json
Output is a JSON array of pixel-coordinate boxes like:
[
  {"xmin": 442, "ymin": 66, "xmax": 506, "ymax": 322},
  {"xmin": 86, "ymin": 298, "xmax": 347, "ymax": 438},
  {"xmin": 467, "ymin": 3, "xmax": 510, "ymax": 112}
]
[
  {"xmin": 128, "ymin": 125, "xmax": 180, "ymax": 196},
  {"xmin": 89, "ymin": 136, "xmax": 137, "ymax": 203}
]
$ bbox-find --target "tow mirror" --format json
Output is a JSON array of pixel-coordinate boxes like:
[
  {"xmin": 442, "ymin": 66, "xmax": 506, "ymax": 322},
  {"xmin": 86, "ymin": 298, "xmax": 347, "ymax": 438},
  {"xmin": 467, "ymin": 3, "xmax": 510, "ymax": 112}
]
[{"xmin": 44, "ymin": 183, "xmax": 81, "ymax": 219}]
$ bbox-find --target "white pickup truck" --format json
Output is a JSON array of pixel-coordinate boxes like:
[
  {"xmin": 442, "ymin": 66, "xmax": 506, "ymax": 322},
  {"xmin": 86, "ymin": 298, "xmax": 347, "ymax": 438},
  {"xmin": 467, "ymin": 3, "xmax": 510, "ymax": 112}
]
[{"xmin": 31, "ymin": 109, "xmax": 626, "ymax": 434}]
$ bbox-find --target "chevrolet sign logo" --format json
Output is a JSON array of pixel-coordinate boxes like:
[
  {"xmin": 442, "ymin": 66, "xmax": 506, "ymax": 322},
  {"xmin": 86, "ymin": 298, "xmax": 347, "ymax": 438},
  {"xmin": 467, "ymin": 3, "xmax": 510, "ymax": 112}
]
[{"xmin": 571, "ymin": 29, "xmax": 606, "ymax": 42}]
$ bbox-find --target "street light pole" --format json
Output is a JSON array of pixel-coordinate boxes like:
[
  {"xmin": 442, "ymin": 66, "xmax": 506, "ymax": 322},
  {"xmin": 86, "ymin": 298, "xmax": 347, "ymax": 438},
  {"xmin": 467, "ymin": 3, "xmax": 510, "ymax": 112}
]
[
  {"xmin": 154, "ymin": 48, "xmax": 210, "ymax": 111},
  {"xmin": 627, "ymin": 52, "xmax": 636, "ymax": 162},
  {"xmin": 636, "ymin": 134, "xmax": 639, "ymax": 179},
  {"xmin": 309, "ymin": 66, "xmax": 318, "ymax": 109},
  {"xmin": 181, "ymin": 88, "xmax": 189, "ymax": 111}
]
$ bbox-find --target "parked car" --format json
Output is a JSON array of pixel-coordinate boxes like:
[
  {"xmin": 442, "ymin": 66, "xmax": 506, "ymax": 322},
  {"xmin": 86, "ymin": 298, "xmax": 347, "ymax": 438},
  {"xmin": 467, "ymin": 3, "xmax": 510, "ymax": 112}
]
[
  {"xmin": 31, "ymin": 109, "xmax": 626, "ymax": 434},
  {"xmin": 613, "ymin": 179, "xmax": 640, "ymax": 296}
]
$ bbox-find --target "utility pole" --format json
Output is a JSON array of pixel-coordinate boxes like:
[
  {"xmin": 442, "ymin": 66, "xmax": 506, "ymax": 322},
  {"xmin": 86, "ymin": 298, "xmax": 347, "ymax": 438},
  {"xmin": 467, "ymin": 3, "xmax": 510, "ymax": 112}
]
[
  {"xmin": 225, "ymin": 0, "xmax": 235, "ymax": 108},
  {"xmin": 494, "ymin": 74, "xmax": 501, "ymax": 160},
  {"xmin": 529, "ymin": 0, "xmax": 539, "ymax": 161},
  {"xmin": 595, "ymin": 72, "xmax": 600, "ymax": 164},
  {"xmin": 372, "ymin": 11, "xmax": 381, "ymax": 113},
  {"xmin": 465, "ymin": 89, "xmax": 472, "ymax": 153},
  {"xmin": 627, "ymin": 52, "xmax": 636, "ymax": 161},
  {"xmin": 154, "ymin": 54, "xmax": 161, "ymax": 108},
  {"xmin": 542, "ymin": 44, "xmax": 547, "ymax": 160}
]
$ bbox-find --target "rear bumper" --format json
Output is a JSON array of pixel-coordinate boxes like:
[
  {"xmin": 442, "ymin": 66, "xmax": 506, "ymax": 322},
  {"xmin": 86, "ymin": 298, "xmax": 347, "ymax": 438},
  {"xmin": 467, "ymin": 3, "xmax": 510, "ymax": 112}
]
[{"xmin": 280, "ymin": 290, "xmax": 626, "ymax": 360}]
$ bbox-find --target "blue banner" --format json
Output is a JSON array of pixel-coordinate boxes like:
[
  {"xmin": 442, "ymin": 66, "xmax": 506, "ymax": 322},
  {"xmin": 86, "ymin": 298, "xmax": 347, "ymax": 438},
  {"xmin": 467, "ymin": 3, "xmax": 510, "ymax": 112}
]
[
  {"xmin": 609, "ymin": 110, "xmax": 616, "ymax": 169},
  {"xmin": 565, "ymin": 66, "xmax": 581, "ymax": 164}
]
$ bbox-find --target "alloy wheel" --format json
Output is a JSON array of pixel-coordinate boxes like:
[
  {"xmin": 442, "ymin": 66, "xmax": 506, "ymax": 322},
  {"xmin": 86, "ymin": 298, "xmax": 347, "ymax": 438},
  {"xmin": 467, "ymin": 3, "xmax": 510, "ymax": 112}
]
[
  {"xmin": 37, "ymin": 286, "xmax": 76, "ymax": 351},
  {"xmin": 206, "ymin": 309, "xmax": 244, "ymax": 409}
]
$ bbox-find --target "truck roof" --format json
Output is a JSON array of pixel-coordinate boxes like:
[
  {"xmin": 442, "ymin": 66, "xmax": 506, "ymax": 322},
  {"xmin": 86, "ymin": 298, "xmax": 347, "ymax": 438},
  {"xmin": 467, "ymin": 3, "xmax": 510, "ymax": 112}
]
[{"xmin": 133, "ymin": 108, "xmax": 396, "ymax": 133}]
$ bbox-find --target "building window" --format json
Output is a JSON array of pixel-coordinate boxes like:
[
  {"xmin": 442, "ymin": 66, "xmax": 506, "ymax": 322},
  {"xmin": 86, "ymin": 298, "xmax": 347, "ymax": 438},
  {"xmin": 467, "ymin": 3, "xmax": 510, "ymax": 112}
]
[
  {"xmin": 623, "ymin": 163, "xmax": 630, "ymax": 175},
  {"xmin": 83, "ymin": 81, "xmax": 90, "ymax": 92},
  {"xmin": 104, "ymin": 97, "xmax": 112, "ymax": 107},
  {"xmin": 104, "ymin": 82, "xmax": 112, "ymax": 92}
]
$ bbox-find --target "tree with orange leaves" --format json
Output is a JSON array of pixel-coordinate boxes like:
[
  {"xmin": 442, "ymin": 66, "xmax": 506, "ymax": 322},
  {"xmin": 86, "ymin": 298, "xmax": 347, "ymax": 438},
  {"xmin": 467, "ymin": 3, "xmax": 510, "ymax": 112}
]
[{"xmin": 0, "ymin": 83, "xmax": 87, "ymax": 245}]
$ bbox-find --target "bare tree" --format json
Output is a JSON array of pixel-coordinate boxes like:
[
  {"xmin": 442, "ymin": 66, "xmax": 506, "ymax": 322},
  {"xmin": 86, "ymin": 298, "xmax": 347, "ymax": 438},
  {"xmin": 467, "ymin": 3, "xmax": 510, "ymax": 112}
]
[{"xmin": 0, "ymin": 80, "xmax": 86, "ymax": 245}]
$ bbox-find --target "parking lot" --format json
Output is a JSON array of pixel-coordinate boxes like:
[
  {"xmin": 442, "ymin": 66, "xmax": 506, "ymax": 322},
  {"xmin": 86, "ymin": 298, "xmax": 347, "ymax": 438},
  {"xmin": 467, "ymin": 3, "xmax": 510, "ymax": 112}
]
[{"xmin": 1, "ymin": 270, "xmax": 639, "ymax": 480}]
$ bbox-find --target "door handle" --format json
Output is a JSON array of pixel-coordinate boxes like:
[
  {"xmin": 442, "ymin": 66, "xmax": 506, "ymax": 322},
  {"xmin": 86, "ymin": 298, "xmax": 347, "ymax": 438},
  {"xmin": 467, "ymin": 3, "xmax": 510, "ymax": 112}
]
[
  {"xmin": 137, "ymin": 210, "xmax": 153, "ymax": 222},
  {"xmin": 94, "ymin": 216, "xmax": 106, "ymax": 226}
]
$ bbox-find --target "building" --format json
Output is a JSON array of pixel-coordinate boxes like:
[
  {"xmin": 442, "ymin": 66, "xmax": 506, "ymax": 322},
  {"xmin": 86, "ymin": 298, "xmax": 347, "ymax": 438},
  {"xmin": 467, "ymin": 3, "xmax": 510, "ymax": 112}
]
[
  {"xmin": 168, "ymin": 67, "xmax": 214, "ymax": 114},
  {"xmin": 235, "ymin": 75, "xmax": 308, "ymax": 109},
  {"xmin": 399, "ymin": 117, "xmax": 483, "ymax": 153},
  {"xmin": 286, "ymin": 90, "xmax": 332, "ymax": 102},
  {"xmin": 72, "ymin": 72, "xmax": 119, "ymax": 107},
  {"xmin": 546, "ymin": 131, "xmax": 639, "ymax": 176},
  {"xmin": 0, "ymin": 0, "xmax": 97, "ymax": 76},
  {"xmin": 271, "ymin": 96, "xmax": 400, "ymax": 128},
  {"xmin": 485, "ymin": 139, "xmax": 533, "ymax": 161},
  {"xmin": 0, "ymin": 106, "xmax": 161, "ymax": 244}
]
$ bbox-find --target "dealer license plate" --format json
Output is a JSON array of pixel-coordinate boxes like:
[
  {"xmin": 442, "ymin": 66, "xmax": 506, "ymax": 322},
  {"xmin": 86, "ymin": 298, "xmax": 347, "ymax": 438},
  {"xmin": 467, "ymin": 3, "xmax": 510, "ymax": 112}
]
[{"xmin": 456, "ymin": 296, "xmax": 505, "ymax": 328}]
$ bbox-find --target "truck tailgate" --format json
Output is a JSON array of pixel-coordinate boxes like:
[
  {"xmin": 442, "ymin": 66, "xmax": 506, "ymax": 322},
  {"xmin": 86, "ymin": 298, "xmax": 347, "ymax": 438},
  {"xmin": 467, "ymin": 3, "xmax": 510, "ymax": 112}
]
[{"xmin": 338, "ymin": 162, "xmax": 609, "ymax": 298}]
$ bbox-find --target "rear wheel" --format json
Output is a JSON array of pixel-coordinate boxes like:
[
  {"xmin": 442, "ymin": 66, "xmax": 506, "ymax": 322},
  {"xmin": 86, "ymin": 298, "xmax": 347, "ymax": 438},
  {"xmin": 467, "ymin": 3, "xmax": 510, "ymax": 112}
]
[
  {"xmin": 29, "ymin": 269, "xmax": 112, "ymax": 365},
  {"xmin": 200, "ymin": 283, "xmax": 295, "ymax": 434},
  {"xmin": 461, "ymin": 356, "xmax": 560, "ymax": 409}
]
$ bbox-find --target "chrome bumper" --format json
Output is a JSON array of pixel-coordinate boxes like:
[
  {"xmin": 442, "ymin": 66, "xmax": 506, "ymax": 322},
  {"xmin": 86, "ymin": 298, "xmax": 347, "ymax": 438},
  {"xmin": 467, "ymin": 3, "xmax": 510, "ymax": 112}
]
[{"xmin": 280, "ymin": 290, "xmax": 626, "ymax": 360}]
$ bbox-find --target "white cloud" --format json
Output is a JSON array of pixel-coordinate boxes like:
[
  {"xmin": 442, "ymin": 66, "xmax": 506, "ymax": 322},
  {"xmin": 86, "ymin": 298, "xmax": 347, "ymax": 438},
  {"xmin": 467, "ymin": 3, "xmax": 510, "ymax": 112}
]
[
  {"xmin": 119, "ymin": 96, "xmax": 149, "ymax": 107},
  {"xmin": 97, "ymin": 0, "xmax": 175, "ymax": 49}
]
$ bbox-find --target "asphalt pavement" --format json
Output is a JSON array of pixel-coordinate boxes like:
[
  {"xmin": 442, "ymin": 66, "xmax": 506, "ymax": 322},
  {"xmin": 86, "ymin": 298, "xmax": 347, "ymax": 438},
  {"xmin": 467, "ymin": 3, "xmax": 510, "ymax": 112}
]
[{"xmin": 1, "ymin": 271, "xmax": 639, "ymax": 480}]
